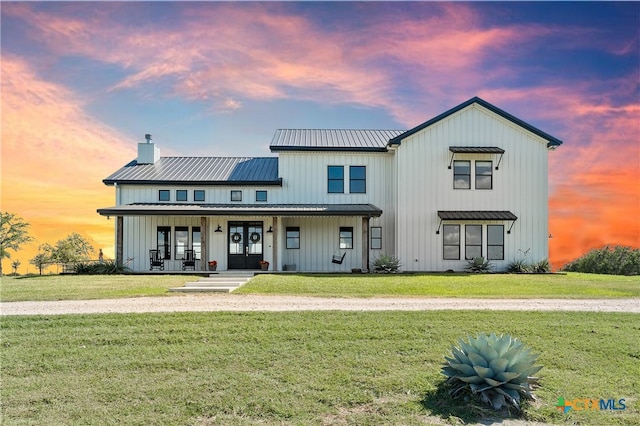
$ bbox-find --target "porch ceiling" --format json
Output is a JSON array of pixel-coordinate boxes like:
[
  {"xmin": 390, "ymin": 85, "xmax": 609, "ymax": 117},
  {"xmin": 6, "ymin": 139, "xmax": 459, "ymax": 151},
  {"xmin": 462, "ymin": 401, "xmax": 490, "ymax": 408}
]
[{"xmin": 97, "ymin": 203, "xmax": 383, "ymax": 217}]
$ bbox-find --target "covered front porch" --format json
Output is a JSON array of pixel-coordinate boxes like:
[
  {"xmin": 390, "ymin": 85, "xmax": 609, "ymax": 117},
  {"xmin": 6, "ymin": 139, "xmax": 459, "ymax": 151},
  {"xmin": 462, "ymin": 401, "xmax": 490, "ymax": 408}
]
[{"xmin": 97, "ymin": 203, "xmax": 382, "ymax": 273}]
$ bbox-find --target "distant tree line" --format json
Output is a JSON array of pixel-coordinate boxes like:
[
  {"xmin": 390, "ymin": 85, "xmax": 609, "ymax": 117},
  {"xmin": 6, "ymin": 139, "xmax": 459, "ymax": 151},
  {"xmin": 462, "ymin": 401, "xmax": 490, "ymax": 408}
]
[
  {"xmin": 1, "ymin": 211, "xmax": 97, "ymax": 275},
  {"xmin": 561, "ymin": 245, "xmax": 640, "ymax": 276}
]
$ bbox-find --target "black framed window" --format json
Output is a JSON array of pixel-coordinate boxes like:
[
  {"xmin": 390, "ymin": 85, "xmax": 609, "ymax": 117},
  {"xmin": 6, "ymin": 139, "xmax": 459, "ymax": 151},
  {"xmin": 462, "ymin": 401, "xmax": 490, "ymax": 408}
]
[
  {"xmin": 231, "ymin": 190, "xmax": 242, "ymax": 202},
  {"xmin": 175, "ymin": 226, "xmax": 188, "ymax": 259},
  {"xmin": 476, "ymin": 161, "xmax": 493, "ymax": 189},
  {"xmin": 339, "ymin": 226, "xmax": 353, "ymax": 249},
  {"xmin": 370, "ymin": 226, "xmax": 382, "ymax": 250},
  {"xmin": 192, "ymin": 226, "xmax": 201, "ymax": 260},
  {"xmin": 487, "ymin": 225, "xmax": 504, "ymax": 260},
  {"xmin": 349, "ymin": 166, "xmax": 366, "ymax": 193},
  {"xmin": 286, "ymin": 227, "xmax": 300, "ymax": 249},
  {"xmin": 158, "ymin": 190, "xmax": 170, "ymax": 202},
  {"xmin": 176, "ymin": 190, "xmax": 188, "ymax": 202},
  {"xmin": 328, "ymin": 166, "xmax": 344, "ymax": 193},
  {"xmin": 465, "ymin": 225, "xmax": 482, "ymax": 260},
  {"xmin": 194, "ymin": 190, "xmax": 205, "ymax": 202},
  {"xmin": 157, "ymin": 226, "xmax": 171, "ymax": 259},
  {"xmin": 256, "ymin": 190, "xmax": 267, "ymax": 202},
  {"xmin": 453, "ymin": 161, "xmax": 471, "ymax": 189},
  {"xmin": 443, "ymin": 225, "xmax": 460, "ymax": 260}
]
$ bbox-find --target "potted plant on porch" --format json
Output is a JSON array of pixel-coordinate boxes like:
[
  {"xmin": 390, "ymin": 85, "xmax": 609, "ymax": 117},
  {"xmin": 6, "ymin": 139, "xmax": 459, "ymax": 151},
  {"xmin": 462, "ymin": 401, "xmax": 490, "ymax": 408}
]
[
  {"xmin": 259, "ymin": 260, "xmax": 269, "ymax": 271},
  {"xmin": 208, "ymin": 260, "xmax": 217, "ymax": 271}
]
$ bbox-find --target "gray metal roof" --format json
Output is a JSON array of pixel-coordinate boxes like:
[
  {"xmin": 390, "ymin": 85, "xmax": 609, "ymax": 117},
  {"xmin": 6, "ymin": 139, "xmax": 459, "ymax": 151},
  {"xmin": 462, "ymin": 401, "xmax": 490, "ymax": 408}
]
[
  {"xmin": 104, "ymin": 157, "xmax": 280, "ymax": 186},
  {"xmin": 270, "ymin": 129, "xmax": 405, "ymax": 152},
  {"xmin": 438, "ymin": 211, "xmax": 518, "ymax": 221},
  {"xmin": 97, "ymin": 203, "xmax": 383, "ymax": 217}
]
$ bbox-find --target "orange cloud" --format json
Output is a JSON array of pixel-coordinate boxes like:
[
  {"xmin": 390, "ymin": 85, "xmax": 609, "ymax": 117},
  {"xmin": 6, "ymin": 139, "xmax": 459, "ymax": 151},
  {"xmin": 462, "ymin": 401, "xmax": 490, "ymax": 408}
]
[{"xmin": 1, "ymin": 56, "xmax": 133, "ymax": 273}]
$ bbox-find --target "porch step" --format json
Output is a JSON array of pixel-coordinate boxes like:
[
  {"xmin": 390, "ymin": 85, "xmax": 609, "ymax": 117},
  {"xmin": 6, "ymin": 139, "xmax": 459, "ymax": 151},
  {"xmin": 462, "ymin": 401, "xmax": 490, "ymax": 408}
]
[{"xmin": 168, "ymin": 273, "xmax": 255, "ymax": 293}]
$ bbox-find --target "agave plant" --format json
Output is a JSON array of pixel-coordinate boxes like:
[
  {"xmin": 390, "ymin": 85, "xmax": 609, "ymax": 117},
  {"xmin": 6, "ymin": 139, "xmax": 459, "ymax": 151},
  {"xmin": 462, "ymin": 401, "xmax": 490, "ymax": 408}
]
[{"xmin": 442, "ymin": 333, "xmax": 542, "ymax": 411}]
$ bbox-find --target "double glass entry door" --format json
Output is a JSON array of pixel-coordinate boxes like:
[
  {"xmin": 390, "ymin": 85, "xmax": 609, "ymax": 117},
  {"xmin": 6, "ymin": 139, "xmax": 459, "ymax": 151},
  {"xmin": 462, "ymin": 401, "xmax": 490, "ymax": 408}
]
[{"xmin": 228, "ymin": 222, "xmax": 263, "ymax": 269}]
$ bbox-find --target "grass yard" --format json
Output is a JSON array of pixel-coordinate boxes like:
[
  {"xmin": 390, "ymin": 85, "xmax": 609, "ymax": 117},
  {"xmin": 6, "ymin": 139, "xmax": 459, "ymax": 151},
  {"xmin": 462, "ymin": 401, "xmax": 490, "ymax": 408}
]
[
  {"xmin": 2, "ymin": 272, "xmax": 639, "ymax": 302},
  {"xmin": 237, "ymin": 272, "xmax": 640, "ymax": 298},
  {"xmin": 0, "ymin": 275, "xmax": 193, "ymax": 302},
  {"xmin": 1, "ymin": 311, "xmax": 638, "ymax": 425}
]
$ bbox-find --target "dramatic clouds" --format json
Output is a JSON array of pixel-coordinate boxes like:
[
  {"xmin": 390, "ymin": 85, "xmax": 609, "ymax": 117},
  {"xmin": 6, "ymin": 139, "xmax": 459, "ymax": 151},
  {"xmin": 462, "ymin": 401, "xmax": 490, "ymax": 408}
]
[{"xmin": 1, "ymin": 2, "xmax": 638, "ymax": 271}]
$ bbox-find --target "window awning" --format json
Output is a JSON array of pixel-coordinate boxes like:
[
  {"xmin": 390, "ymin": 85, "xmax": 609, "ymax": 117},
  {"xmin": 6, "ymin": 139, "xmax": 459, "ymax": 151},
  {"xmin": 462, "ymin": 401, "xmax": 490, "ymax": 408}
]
[
  {"xmin": 449, "ymin": 146, "xmax": 505, "ymax": 154},
  {"xmin": 437, "ymin": 211, "xmax": 517, "ymax": 221},
  {"xmin": 436, "ymin": 211, "xmax": 518, "ymax": 234},
  {"xmin": 97, "ymin": 203, "xmax": 383, "ymax": 217},
  {"xmin": 448, "ymin": 146, "xmax": 505, "ymax": 169}
]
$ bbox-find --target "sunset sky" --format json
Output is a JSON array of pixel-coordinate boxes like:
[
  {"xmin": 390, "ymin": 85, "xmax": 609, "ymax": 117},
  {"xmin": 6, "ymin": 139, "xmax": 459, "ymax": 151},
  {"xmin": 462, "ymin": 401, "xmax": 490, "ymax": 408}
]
[{"xmin": 2, "ymin": 2, "xmax": 638, "ymax": 273}]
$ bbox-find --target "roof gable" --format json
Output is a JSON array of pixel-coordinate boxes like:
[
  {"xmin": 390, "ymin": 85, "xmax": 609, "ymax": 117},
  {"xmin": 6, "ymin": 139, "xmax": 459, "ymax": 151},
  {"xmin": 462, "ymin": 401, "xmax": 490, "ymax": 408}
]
[
  {"xmin": 388, "ymin": 97, "xmax": 563, "ymax": 148},
  {"xmin": 103, "ymin": 157, "xmax": 280, "ymax": 186}
]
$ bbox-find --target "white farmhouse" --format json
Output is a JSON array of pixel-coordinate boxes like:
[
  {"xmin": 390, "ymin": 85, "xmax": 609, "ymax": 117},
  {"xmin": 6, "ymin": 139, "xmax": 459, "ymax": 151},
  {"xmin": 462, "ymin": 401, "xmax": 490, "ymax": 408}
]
[{"xmin": 98, "ymin": 97, "xmax": 562, "ymax": 272}]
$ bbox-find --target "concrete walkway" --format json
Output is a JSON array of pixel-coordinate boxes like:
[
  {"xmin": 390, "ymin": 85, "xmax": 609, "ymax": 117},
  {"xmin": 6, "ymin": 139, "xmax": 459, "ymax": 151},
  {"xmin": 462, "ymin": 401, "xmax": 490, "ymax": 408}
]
[{"xmin": 2, "ymin": 295, "xmax": 638, "ymax": 316}]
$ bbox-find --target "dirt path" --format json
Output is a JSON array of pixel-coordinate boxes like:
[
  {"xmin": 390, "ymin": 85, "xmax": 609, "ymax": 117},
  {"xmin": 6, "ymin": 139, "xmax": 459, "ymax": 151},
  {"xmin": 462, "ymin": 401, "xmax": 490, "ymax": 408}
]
[{"xmin": 2, "ymin": 295, "xmax": 639, "ymax": 315}]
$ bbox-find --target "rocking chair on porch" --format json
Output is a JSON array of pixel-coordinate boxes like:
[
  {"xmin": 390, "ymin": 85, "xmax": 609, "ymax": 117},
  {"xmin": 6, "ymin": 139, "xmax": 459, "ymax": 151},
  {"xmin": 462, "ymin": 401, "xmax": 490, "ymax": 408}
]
[
  {"xmin": 182, "ymin": 249, "xmax": 196, "ymax": 271},
  {"xmin": 149, "ymin": 249, "xmax": 164, "ymax": 271},
  {"xmin": 331, "ymin": 246, "xmax": 346, "ymax": 265}
]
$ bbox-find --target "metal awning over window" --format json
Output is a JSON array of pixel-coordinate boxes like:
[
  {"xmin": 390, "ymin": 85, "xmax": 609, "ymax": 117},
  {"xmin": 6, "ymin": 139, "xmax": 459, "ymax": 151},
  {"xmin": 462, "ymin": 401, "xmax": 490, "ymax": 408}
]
[
  {"xmin": 448, "ymin": 146, "xmax": 505, "ymax": 170},
  {"xmin": 436, "ymin": 210, "xmax": 518, "ymax": 234}
]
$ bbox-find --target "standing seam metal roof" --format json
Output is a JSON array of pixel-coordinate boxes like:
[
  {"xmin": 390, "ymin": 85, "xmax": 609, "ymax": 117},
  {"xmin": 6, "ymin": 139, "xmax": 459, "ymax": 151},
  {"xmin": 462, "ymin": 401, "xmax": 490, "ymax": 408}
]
[
  {"xmin": 269, "ymin": 129, "xmax": 406, "ymax": 151},
  {"xmin": 103, "ymin": 157, "xmax": 280, "ymax": 185}
]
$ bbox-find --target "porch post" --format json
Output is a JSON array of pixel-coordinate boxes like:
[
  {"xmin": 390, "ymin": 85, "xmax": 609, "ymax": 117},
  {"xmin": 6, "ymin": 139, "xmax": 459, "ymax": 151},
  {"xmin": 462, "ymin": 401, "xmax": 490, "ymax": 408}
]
[
  {"xmin": 272, "ymin": 216, "xmax": 278, "ymax": 271},
  {"xmin": 116, "ymin": 216, "xmax": 123, "ymax": 267},
  {"xmin": 362, "ymin": 216, "xmax": 369, "ymax": 272},
  {"xmin": 200, "ymin": 216, "xmax": 207, "ymax": 271}
]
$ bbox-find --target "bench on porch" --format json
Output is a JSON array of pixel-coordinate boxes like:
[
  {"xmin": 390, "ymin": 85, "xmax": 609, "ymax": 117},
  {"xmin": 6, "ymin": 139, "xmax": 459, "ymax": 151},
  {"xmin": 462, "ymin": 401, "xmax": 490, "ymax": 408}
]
[
  {"xmin": 182, "ymin": 249, "xmax": 197, "ymax": 271},
  {"xmin": 149, "ymin": 249, "xmax": 164, "ymax": 271}
]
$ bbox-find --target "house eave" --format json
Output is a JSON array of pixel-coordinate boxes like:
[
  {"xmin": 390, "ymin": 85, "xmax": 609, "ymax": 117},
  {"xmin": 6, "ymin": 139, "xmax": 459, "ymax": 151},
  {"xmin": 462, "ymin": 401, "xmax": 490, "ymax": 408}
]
[
  {"xmin": 103, "ymin": 179, "xmax": 284, "ymax": 187},
  {"xmin": 270, "ymin": 146, "xmax": 388, "ymax": 153}
]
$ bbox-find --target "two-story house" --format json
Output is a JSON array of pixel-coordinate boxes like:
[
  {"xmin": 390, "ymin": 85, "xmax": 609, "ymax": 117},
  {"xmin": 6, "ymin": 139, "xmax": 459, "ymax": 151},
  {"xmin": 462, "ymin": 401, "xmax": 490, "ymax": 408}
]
[{"xmin": 98, "ymin": 97, "xmax": 562, "ymax": 272}]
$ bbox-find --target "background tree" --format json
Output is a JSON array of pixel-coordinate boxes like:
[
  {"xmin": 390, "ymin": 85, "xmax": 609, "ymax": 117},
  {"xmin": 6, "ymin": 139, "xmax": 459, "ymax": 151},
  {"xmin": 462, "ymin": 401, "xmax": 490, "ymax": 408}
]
[
  {"xmin": 30, "ymin": 243, "xmax": 55, "ymax": 275},
  {"xmin": 0, "ymin": 212, "xmax": 34, "ymax": 275},
  {"xmin": 52, "ymin": 233, "xmax": 95, "ymax": 264},
  {"xmin": 11, "ymin": 260, "xmax": 21, "ymax": 275}
]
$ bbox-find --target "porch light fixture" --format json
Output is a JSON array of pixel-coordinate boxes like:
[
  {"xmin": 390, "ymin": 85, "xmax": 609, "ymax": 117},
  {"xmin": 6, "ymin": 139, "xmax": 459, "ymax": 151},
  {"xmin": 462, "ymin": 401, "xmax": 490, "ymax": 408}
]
[
  {"xmin": 266, "ymin": 226, "xmax": 273, "ymax": 233},
  {"xmin": 215, "ymin": 225, "xmax": 223, "ymax": 232}
]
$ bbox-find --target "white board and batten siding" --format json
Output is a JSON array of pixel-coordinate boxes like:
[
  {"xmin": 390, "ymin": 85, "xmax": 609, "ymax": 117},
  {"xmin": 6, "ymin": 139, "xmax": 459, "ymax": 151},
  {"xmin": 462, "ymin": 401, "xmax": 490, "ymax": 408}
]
[{"xmin": 395, "ymin": 104, "xmax": 550, "ymax": 271}]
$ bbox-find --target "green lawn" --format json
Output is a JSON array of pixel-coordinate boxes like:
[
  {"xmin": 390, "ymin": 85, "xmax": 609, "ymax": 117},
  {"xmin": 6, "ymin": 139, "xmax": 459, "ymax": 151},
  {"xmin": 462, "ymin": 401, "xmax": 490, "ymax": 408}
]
[
  {"xmin": 2, "ymin": 272, "xmax": 639, "ymax": 302},
  {"xmin": 237, "ymin": 272, "xmax": 640, "ymax": 298},
  {"xmin": 1, "ymin": 311, "xmax": 638, "ymax": 425},
  {"xmin": 0, "ymin": 275, "xmax": 193, "ymax": 302}
]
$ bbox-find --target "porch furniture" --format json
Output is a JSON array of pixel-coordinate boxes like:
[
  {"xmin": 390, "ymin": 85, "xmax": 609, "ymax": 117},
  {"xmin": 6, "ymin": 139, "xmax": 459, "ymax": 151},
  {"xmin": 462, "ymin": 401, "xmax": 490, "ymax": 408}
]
[
  {"xmin": 149, "ymin": 249, "xmax": 164, "ymax": 271},
  {"xmin": 182, "ymin": 249, "xmax": 196, "ymax": 271},
  {"xmin": 332, "ymin": 252, "xmax": 346, "ymax": 265}
]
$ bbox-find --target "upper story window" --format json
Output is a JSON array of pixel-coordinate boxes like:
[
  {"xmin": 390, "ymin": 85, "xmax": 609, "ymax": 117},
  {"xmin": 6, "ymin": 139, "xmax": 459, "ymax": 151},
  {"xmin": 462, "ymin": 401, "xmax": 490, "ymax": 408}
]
[
  {"xmin": 286, "ymin": 227, "xmax": 300, "ymax": 249},
  {"xmin": 158, "ymin": 190, "xmax": 170, "ymax": 202},
  {"xmin": 176, "ymin": 190, "xmax": 188, "ymax": 202},
  {"xmin": 453, "ymin": 161, "xmax": 471, "ymax": 189},
  {"xmin": 256, "ymin": 190, "xmax": 267, "ymax": 202},
  {"xmin": 349, "ymin": 166, "xmax": 366, "ymax": 193},
  {"xmin": 328, "ymin": 166, "xmax": 344, "ymax": 193},
  {"xmin": 339, "ymin": 226, "xmax": 353, "ymax": 249},
  {"xmin": 231, "ymin": 190, "xmax": 242, "ymax": 202},
  {"xmin": 194, "ymin": 190, "xmax": 205, "ymax": 202},
  {"xmin": 475, "ymin": 161, "xmax": 493, "ymax": 189}
]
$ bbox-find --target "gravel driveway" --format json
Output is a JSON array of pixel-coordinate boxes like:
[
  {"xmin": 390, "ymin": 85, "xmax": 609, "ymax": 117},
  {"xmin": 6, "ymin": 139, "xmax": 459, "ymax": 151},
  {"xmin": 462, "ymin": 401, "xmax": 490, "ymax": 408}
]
[{"xmin": 2, "ymin": 295, "xmax": 639, "ymax": 315}]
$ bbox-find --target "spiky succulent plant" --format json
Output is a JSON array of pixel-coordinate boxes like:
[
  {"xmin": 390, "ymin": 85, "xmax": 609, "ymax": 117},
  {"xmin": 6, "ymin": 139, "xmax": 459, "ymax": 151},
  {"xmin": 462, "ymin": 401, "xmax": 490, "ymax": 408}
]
[{"xmin": 442, "ymin": 333, "xmax": 542, "ymax": 411}]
